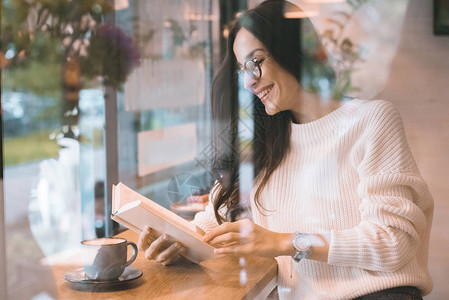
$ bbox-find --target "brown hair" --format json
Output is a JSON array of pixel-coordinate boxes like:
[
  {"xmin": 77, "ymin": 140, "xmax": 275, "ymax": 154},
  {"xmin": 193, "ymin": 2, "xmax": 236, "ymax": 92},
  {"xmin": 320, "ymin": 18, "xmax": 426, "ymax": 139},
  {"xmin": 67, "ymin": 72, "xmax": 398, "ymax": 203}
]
[{"xmin": 211, "ymin": 0, "xmax": 303, "ymax": 223}]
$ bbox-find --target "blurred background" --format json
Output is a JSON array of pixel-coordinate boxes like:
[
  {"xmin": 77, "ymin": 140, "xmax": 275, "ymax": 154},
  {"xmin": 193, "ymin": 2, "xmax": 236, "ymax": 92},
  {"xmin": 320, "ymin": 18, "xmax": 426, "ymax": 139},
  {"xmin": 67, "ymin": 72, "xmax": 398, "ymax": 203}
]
[{"xmin": 0, "ymin": 0, "xmax": 448, "ymax": 299}]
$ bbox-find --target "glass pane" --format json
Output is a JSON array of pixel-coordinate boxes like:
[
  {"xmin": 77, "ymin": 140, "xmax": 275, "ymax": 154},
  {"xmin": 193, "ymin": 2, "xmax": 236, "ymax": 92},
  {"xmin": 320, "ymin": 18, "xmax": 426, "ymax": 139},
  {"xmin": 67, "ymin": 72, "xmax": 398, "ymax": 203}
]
[
  {"xmin": 0, "ymin": 0, "xmax": 115, "ymax": 298},
  {"xmin": 0, "ymin": 0, "xmax": 447, "ymax": 299},
  {"xmin": 115, "ymin": 0, "xmax": 216, "ymax": 221}
]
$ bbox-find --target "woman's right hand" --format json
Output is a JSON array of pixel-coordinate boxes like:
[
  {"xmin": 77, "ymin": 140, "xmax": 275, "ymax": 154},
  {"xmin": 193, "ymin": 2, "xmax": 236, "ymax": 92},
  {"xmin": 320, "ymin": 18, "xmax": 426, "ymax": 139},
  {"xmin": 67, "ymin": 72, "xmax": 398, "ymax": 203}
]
[{"xmin": 137, "ymin": 226, "xmax": 186, "ymax": 266}]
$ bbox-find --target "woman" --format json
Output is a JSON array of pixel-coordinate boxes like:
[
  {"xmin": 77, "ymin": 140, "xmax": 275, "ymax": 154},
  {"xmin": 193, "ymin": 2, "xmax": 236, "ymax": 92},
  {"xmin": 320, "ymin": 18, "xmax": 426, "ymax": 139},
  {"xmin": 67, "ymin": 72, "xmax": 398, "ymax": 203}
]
[{"xmin": 138, "ymin": 1, "xmax": 433, "ymax": 299}]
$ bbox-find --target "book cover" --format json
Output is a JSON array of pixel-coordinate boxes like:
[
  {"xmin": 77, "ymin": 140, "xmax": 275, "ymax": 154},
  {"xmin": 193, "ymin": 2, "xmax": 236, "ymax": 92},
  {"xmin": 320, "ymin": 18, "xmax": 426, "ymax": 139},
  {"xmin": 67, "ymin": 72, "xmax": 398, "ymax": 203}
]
[{"xmin": 111, "ymin": 182, "xmax": 218, "ymax": 263}]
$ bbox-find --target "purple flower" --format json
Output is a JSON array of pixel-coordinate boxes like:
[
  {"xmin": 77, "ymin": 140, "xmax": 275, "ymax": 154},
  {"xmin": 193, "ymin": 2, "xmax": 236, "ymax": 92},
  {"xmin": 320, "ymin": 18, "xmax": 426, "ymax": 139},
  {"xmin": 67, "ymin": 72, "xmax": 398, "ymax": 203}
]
[
  {"xmin": 82, "ymin": 24, "xmax": 140, "ymax": 88},
  {"xmin": 97, "ymin": 24, "xmax": 140, "ymax": 68}
]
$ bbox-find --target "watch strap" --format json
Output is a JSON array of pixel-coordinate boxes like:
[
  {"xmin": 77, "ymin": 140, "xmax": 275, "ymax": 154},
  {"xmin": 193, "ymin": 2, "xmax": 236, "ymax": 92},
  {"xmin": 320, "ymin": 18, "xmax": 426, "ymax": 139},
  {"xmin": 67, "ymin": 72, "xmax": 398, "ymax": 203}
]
[{"xmin": 292, "ymin": 232, "xmax": 311, "ymax": 262}]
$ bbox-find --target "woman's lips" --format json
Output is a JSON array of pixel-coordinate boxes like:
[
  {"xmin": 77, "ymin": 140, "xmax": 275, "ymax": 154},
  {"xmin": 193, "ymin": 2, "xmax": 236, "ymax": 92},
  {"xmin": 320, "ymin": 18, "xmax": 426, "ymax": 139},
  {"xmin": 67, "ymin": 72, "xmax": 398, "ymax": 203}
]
[{"xmin": 256, "ymin": 85, "xmax": 273, "ymax": 102}]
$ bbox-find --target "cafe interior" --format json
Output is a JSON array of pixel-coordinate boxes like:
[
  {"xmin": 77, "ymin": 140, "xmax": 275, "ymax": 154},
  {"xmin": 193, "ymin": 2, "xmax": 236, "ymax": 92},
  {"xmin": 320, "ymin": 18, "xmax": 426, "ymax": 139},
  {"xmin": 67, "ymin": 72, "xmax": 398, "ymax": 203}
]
[{"xmin": 0, "ymin": 0, "xmax": 448, "ymax": 299}]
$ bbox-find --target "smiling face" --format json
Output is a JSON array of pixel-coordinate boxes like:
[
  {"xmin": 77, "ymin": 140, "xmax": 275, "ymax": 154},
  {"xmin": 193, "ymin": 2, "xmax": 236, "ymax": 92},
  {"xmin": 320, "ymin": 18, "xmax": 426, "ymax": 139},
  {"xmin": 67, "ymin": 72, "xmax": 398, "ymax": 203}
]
[{"xmin": 233, "ymin": 28, "xmax": 302, "ymax": 116}]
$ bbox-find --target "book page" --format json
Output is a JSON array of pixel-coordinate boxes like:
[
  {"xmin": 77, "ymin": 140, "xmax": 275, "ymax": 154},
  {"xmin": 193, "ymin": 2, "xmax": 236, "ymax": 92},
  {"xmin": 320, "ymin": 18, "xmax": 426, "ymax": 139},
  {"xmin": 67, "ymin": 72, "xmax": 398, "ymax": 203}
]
[
  {"xmin": 111, "ymin": 182, "xmax": 217, "ymax": 263},
  {"xmin": 115, "ymin": 183, "xmax": 197, "ymax": 233}
]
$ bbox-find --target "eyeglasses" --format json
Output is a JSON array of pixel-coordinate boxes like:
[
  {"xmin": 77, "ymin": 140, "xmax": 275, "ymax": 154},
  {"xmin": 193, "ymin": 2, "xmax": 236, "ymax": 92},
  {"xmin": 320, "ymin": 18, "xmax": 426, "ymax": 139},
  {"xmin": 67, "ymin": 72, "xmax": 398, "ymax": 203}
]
[{"xmin": 237, "ymin": 56, "xmax": 267, "ymax": 80}]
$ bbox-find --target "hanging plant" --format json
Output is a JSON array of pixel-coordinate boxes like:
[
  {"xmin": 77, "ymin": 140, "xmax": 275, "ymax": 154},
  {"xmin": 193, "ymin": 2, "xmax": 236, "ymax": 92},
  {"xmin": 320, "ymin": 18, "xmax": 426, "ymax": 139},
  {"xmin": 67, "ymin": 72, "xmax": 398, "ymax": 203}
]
[
  {"xmin": 80, "ymin": 24, "xmax": 140, "ymax": 90},
  {"xmin": 1, "ymin": 0, "xmax": 140, "ymax": 92}
]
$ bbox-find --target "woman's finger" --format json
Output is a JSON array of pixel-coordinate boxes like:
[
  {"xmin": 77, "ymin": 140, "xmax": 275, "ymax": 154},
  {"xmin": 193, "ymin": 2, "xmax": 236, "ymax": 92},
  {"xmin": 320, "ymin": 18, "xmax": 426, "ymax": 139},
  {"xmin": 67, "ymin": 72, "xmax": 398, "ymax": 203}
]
[
  {"xmin": 221, "ymin": 241, "xmax": 238, "ymax": 248},
  {"xmin": 137, "ymin": 227, "xmax": 152, "ymax": 251},
  {"xmin": 208, "ymin": 232, "xmax": 241, "ymax": 248},
  {"xmin": 214, "ymin": 248, "xmax": 232, "ymax": 255},
  {"xmin": 157, "ymin": 242, "xmax": 185, "ymax": 265},
  {"xmin": 203, "ymin": 222, "xmax": 241, "ymax": 242},
  {"xmin": 144, "ymin": 234, "xmax": 170, "ymax": 260}
]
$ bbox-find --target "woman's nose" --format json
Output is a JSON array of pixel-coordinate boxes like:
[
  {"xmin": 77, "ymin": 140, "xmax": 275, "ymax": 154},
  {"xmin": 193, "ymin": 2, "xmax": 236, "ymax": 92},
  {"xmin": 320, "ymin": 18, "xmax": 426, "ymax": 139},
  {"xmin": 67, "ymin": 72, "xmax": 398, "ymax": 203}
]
[{"xmin": 243, "ymin": 72, "xmax": 257, "ymax": 91}]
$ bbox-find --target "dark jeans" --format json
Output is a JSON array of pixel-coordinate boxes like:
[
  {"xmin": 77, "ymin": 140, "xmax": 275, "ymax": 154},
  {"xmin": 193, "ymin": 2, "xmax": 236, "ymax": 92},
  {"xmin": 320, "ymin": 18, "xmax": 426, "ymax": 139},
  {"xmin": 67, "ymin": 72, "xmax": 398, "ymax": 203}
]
[{"xmin": 354, "ymin": 286, "xmax": 423, "ymax": 300}]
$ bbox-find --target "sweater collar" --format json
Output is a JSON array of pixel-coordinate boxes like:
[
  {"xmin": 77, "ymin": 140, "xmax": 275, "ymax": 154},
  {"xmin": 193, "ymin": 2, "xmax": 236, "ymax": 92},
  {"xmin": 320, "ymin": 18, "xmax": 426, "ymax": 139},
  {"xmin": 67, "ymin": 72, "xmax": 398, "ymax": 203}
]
[{"xmin": 290, "ymin": 98, "xmax": 365, "ymax": 144}]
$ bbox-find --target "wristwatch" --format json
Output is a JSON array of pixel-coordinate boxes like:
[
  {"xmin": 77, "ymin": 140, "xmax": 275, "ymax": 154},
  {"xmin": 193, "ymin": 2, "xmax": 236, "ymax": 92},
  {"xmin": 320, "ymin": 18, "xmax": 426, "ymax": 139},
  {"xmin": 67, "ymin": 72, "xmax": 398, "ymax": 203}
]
[{"xmin": 292, "ymin": 232, "xmax": 312, "ymax": 262}]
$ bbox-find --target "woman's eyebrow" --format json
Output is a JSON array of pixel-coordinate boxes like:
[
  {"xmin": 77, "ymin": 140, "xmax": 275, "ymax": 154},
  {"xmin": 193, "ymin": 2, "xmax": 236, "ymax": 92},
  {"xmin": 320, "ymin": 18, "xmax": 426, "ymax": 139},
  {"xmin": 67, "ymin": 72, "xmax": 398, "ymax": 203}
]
[{"xmin": 236, "ymin": 48, "xmax": 265, "ymax": 67}]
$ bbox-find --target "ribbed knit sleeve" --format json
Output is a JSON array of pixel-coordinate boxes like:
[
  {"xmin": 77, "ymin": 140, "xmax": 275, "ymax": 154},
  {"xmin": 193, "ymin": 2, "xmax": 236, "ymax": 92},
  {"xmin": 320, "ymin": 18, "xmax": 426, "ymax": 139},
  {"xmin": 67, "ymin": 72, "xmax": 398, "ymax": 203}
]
[
  {"xmin": 328, "ymin": 101, "xmax": 433, "ymax": 272},
  {"xmin": 191, "ymin": 182, "xmax": 220, "ymax": 233}
]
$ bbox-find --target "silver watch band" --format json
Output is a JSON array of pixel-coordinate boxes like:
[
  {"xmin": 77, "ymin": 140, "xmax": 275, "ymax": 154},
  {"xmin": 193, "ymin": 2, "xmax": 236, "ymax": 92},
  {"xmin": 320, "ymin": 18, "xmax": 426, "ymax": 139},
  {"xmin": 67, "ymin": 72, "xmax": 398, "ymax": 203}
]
[{"xmin": 292, "ymin": 232, "xmax": 311, "ymax": 262}]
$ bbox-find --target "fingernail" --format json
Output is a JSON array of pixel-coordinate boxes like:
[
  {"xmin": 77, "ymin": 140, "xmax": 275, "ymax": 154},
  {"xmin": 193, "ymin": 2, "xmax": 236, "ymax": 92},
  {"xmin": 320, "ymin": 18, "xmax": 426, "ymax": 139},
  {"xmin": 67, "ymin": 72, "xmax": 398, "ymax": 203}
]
[
  {"xmin": 214, "ymin": 249, "xmax": 221, "ymax": 255},
  {"xmin": 145, "ymin": 227, "xmax": 150, "ymax": 232},
  {"xmin": 174, "ymin": 242, "xmax": 180, "ymax": 248},
  {"xmin": 162, "ymin": 234, "xmax": 168, "ymax": 240}
]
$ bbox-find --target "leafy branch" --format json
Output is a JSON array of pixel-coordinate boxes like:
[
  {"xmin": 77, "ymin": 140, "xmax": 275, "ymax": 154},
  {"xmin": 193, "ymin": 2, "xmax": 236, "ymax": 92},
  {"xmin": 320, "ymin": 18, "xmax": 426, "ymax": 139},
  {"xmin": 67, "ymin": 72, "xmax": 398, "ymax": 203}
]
[
  {"xmin": 1, "ymin": 0, "xmax": 139, "ymax": 92},
  {"xmin": 319, "ymin": 0, "xmax": 369, "ymax": 98}
]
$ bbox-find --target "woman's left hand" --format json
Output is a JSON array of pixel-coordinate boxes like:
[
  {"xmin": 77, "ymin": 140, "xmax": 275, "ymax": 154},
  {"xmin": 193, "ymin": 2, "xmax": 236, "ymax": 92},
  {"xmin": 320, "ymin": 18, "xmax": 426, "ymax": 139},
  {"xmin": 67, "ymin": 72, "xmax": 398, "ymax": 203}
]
[{"xmin": 202, "ymin": 219, "xmax": 294, "ymax": 258}]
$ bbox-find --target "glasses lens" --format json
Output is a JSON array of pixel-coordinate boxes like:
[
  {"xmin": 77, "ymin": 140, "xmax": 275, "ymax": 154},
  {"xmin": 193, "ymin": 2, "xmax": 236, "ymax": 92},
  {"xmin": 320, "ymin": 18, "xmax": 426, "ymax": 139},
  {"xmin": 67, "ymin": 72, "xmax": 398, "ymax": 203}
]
[{"xmin": 244, "ymin": 60, "xmax": 260, "ymax": 79}]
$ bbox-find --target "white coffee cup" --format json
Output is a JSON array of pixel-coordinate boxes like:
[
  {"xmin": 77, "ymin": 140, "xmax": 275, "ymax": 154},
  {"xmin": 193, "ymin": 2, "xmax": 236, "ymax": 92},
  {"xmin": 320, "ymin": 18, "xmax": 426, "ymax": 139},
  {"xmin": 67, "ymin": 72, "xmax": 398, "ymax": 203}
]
[{"xmin": 81, "ymin": 237, "xmax": 138, "ymax": 281}]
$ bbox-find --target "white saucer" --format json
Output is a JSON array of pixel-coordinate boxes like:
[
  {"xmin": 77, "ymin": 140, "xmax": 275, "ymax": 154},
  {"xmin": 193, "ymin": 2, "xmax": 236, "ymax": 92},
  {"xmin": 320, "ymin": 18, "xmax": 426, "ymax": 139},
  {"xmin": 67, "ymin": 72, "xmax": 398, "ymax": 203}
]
[{"xmin": 64, "ymin": 266, "xmax": 142, "ymax": 285}]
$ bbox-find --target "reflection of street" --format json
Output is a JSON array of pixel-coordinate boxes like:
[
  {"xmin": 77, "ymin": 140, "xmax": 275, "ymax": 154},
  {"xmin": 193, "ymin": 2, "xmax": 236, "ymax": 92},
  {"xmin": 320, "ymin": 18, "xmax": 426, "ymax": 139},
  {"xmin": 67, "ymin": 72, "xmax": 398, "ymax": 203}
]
[
  {"xmin": 3, "ymin": 141, "xmax": 105, "ymax": 300},
  {"xmin": 4, "ymin": 161, "xmax": 58, "ymax": 299},
  {"xmin": 4, "ymin": 161, "xmax": 41, "ymax": 226},
  {"xmin": 2, "ymin": 92, "xmax": 58, "ymax": 138}
]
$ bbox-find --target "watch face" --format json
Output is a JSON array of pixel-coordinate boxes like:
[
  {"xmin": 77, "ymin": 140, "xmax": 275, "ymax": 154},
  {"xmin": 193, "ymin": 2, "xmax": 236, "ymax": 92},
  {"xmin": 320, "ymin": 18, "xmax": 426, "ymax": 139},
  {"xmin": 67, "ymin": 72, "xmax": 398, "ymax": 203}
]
[{"xmin": 294, "ymin": 234, "xmax": 311, "ymax": 251}]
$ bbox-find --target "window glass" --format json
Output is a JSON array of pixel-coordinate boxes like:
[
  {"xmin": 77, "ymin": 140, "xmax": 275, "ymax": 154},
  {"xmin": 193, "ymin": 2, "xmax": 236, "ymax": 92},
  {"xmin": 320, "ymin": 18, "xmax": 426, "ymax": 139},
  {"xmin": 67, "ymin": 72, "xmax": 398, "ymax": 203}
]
[
  {"xmin": 0, "ymin": 0, "xmax": 447, "ymax": 299},
  {"xmin": 1, "ymin": 1, "xmax": 111, "ymax": 298},
  {"xmin": 115, "ymin": 0, "xmax": 216, "ymax": 216}
]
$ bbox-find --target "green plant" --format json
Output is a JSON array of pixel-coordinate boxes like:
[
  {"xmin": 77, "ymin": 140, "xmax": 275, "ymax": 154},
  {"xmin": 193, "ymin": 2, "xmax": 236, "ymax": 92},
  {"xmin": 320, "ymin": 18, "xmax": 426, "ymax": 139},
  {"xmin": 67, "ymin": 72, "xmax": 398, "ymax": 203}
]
[
  {"xmin": 1, "ymin": 0, "xmax": 140, "ymax": 140},
  {"xmin": 1, "ymin": 0, "xmax": 139, "ymax": 92},
  {"xmin": 319, "ymin": 0, "xmax": 369, "ymax": 99},
  {"xmin": 300, "ymin": 18, "xmax": 337, "ymax": 96}
]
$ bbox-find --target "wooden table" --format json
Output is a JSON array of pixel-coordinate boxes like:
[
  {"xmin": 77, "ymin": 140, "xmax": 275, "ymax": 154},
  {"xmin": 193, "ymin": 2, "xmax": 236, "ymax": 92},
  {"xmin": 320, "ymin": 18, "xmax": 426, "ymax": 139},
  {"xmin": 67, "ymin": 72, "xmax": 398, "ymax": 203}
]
[{"xmin": 52, "ymin": 230, "xmax": 278, "ymax": 299}]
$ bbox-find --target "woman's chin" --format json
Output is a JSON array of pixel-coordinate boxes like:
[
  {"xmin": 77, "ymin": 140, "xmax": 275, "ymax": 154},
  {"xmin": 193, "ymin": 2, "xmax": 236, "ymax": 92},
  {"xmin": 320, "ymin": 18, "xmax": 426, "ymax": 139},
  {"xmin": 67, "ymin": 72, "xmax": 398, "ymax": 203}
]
[{"xmin": 264, "ymin": 102, "xmax": 279, "ymax": 116}]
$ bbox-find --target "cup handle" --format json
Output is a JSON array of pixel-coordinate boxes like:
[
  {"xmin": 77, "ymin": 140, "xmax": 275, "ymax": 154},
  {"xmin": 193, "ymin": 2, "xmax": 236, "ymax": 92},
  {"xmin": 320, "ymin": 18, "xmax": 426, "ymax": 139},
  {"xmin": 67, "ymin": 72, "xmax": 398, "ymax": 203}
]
[{"xmin": 125, "ymin": 241, "xmax": 138, "ymax": 267}]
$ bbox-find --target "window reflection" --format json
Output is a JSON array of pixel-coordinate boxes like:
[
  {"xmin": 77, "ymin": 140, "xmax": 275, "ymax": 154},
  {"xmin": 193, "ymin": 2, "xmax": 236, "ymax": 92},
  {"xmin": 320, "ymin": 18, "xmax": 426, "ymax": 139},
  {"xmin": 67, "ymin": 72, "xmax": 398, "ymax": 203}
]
[
  {"xmin": 0, "ymin": 0, "xmax": 447, "ymax": 299},
  {"xmin": 116, "ymin": 0, "xmax": 215, "ymax": 214},
  {"xmin": 1, "ymin": 0, "xmax": 132, "ymax": 298}
]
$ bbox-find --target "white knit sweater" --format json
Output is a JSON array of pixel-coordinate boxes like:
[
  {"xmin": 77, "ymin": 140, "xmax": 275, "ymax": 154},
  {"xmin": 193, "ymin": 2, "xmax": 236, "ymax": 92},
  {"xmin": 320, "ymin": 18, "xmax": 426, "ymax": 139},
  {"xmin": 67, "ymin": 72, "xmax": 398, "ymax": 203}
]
[{"xmin": 193, "ymin": 99, "xmax": 434, "ymax": 299}]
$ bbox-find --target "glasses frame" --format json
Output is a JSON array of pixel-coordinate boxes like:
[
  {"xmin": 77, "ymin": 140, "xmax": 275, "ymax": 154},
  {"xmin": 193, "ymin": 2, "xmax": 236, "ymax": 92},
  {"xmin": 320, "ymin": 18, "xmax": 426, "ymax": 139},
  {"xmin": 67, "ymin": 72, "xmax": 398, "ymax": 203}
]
[{"xmin": 237, "ymin": 56, "xmax": 268, "ymax": 80}]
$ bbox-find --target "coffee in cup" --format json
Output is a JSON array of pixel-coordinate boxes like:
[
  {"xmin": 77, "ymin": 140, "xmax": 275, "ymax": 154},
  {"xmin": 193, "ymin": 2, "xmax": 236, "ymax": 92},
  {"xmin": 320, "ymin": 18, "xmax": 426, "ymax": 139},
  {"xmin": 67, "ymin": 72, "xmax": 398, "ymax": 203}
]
[{"xmin": 81, "ymin": 237, "xmax": 138, "ymax": 281}]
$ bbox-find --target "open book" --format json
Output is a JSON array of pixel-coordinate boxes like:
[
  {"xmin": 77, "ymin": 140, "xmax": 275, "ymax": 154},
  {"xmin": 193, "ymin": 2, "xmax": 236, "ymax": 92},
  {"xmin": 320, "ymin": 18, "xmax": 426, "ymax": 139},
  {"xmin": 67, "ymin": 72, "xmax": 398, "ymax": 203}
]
[{"xmin": 111, "ymin": 182, "xmax": 218, "ymax": 264}]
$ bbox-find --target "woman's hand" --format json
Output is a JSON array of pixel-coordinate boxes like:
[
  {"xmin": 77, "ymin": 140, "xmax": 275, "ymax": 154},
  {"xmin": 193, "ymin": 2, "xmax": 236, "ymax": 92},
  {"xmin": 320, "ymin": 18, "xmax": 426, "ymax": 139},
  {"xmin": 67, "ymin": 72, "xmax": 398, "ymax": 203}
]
[
  {"xmin": 202, "ymin": 219, "xmax": 294, "ymax": 258},
  {"xmin": 137, "ymin": 226, "xmax": 186, "ymax": 266}
]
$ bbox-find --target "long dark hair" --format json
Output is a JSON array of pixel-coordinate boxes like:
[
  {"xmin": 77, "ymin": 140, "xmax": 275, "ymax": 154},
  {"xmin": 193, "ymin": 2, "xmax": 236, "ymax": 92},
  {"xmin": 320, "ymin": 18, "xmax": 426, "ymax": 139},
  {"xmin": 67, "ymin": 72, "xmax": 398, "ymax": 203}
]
[{"xmin": 211, "ymin": 0, "xmax": 303, "ymax": 223}]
